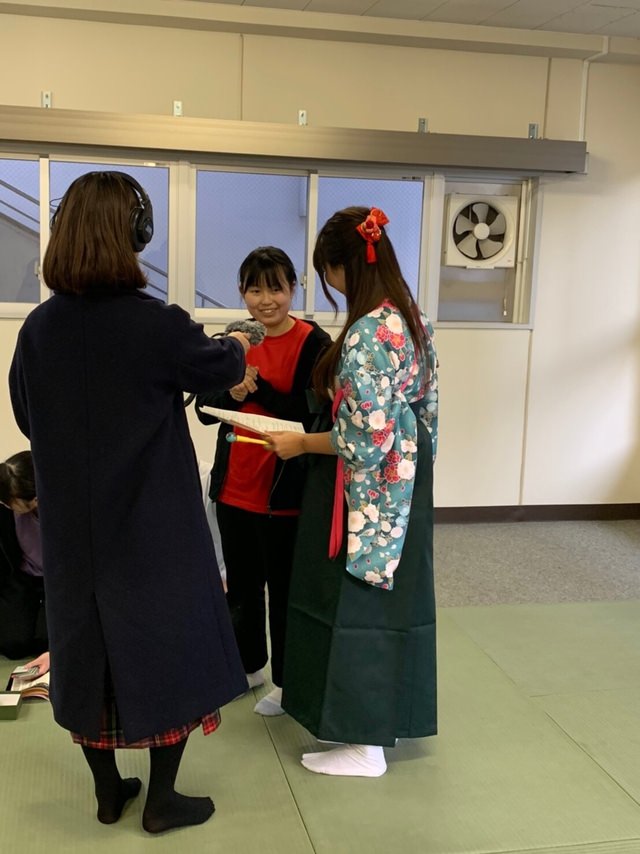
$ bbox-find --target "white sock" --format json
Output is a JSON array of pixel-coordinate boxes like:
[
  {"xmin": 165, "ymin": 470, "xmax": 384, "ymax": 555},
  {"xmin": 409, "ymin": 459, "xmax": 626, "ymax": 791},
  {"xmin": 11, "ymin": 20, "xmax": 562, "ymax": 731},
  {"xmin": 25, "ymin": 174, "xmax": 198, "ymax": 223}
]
[
  {"xmin": 253, "ymin": 686, "xmax": 284, "ymax": 716},
  {"xmin": 301, "ymin": 744, "xmax": 386, "ymax": 777},
  {"xmin": 246, "ymin": 670, "xmax": 265, "ymax": 689}
]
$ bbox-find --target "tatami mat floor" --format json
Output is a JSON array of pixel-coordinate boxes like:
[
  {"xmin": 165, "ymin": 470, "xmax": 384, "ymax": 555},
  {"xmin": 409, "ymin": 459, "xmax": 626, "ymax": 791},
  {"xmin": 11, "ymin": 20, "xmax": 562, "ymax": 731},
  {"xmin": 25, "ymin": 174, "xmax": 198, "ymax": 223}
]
[{"xmin": 2, "ymin": 520, "xmax": 640, "ymax": 853}]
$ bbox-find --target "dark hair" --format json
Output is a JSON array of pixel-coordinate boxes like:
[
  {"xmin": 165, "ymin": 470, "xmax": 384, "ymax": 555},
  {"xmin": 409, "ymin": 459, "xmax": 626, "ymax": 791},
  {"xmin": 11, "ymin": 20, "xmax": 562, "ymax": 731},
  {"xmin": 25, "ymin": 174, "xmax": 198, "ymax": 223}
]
[
  {"xmin": 238, "ymin": 246, "xmax": 297, "ymax": 295},
  {"xmin": 43, "ymin": 171, "xmax": 147, "ymax": 294},
  {"xmin": 312, "ymin": 206, "xmax": 429, "ymax": 398},
  {"xmin": 0, "ymin": 451, "xmax": 36, "ymax": 505}
]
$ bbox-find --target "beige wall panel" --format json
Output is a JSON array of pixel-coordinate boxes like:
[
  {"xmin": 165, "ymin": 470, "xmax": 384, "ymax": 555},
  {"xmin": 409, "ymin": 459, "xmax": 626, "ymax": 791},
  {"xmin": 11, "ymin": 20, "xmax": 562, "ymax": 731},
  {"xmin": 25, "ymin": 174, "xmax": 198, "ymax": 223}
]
[
  {"xmin": 242, "ymin": 36, "xmax": 548, "ymax": 137},
  {"xmin": 0, "ymin": 320, "xmax": 28, "ymax": 458},
  {"xmin": 0, "ymin": 15, "xmax": 242, "ymax": 118},
  {"xmin": 433, "ymin": 329, "xmax": 530, "ymax": 507},
  {"xmin": 523, "ymin": 63, "xmax": 640, "ymax": 504},
  {"xmin": 545, "ymin": 58, "xmax": 584, "ymax": 141}
]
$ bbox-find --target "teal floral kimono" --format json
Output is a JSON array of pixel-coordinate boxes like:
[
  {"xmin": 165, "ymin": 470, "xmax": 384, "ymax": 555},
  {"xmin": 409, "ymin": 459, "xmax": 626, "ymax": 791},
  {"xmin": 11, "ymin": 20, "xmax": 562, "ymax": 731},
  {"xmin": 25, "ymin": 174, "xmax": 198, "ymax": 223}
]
[
  {"xmin": 282, "ymin": 299, "xmax": 438, "ymax": 745},
  {"xmin": 331, "ymin": 299, "xmax": 438, "ymax": 590}
]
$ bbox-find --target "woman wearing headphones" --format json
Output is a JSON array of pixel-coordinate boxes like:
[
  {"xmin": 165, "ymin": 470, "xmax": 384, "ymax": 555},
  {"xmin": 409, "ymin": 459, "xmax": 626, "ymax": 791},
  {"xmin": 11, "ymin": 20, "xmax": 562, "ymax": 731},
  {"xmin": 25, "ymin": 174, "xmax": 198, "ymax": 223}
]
[{"xmin": 9, "ymin": 171, "xmax": 253, "ymax": 834}]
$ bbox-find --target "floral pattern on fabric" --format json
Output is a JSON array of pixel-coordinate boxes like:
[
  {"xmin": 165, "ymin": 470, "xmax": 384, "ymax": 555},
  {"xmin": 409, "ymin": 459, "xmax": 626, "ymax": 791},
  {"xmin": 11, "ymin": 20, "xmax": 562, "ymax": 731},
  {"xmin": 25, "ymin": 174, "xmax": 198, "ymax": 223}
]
[{"xmin": 331, "ymin": 300, "xmax": 438, "ymax": 590}]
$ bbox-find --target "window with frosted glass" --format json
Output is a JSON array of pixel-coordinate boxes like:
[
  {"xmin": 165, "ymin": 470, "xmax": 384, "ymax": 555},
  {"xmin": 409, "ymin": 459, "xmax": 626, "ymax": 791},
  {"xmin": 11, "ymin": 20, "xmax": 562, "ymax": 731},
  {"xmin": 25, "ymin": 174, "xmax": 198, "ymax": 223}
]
[
  {"xmin": 195, "ymin": 171, "xmax": 307, "ymax": 310},
  {"xmin": 0, "ymin": 158, "xmax": 40, "ymax": 303},
  {"xmin": 315, "ymin": 177, "xmax": 424, "ymax": 312},
  {"xmin": 49, "ymin": 162, "xmax": 169, "ymax": 302}
]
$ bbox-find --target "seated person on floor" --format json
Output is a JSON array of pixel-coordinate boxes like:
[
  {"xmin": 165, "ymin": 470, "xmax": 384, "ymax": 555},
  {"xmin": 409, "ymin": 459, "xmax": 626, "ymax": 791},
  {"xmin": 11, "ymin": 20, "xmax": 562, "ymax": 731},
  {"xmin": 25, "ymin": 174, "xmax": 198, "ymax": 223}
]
[{"xmin": 0, "ymin": 450, "xmax": 47, "ymax": 660}]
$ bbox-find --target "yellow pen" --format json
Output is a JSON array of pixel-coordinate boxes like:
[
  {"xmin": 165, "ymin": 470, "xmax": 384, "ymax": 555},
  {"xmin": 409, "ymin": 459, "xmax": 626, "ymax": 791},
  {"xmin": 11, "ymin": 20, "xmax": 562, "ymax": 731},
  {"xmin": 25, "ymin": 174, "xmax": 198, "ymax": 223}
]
[{"xmin": 226, "ymin": 434, "xmax": 269, "ymax": 446}]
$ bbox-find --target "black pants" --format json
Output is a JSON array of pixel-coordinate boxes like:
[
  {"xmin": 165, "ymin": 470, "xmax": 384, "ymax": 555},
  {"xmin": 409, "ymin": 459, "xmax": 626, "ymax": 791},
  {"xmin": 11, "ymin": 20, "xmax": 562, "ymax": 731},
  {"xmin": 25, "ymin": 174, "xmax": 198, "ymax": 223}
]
[
  {"xmin": 0, "ymin": 573, "xmax": 47, "ymax": 659},
  {"xmin": 216, "ymin": 503, "xmax": 298, "ymax": 687}
]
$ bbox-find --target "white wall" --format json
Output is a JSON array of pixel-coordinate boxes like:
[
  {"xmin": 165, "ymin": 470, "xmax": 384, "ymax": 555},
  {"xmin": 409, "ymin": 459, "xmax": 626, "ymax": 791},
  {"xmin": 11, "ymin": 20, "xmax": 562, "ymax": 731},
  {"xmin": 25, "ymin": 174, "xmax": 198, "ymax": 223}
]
[
  {"xmin": 435, "ymin": 329, "xmax": 530, "ymax": 506},
  {"xmin": 241, "ymin": 36, "xmax": 548, "ymax": 136},
  {"xmin": 0, "ymin": 15, "xmax": 242, "ymax": 118},
  {"xmin": 0, "ymin": 5, "xmax": 638, "ymax": 507},
  {"xmin": 523, "ymin": 63, "xmax": 640, "ymax": 504}
]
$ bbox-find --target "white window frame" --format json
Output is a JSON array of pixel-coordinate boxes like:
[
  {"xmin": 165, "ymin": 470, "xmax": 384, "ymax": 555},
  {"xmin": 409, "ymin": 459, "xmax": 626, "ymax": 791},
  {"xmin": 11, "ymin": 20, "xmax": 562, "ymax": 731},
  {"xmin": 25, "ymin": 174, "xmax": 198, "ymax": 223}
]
[{"xmin": 0, "ymin": 148, "xmax": 539, "ymax": 330}]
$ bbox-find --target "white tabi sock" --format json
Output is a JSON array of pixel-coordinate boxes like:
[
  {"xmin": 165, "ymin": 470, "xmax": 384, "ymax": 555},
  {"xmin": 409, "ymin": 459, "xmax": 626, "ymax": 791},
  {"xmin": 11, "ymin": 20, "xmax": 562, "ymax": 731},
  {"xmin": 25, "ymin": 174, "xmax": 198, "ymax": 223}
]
[
  {"xmin": 300, "ymin": 744, "xmax": 387, "ymax": 777},
  {"xmin": 253, "ymin": 686, "xmax": 284, "ymax": 716},
  {"xmin": 246, "ymin": 670, "xmax": 265, "ymax": 689}
]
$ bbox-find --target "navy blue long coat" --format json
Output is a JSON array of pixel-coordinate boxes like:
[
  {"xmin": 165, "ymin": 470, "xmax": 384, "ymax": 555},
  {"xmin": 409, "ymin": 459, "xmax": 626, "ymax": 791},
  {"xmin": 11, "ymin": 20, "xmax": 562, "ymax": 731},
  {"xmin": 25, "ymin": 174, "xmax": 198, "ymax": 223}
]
[{"xmin": 9, "ymin": 289, "xmax": 249, "ymax": 742}]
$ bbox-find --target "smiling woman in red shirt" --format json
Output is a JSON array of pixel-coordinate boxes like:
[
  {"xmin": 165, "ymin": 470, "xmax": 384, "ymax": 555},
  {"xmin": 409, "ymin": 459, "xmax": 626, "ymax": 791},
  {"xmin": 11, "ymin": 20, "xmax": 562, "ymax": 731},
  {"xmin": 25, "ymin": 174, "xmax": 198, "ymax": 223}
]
[{"xmin": 196, "ymin": 247, "xmax": 330, "ymax": 716}]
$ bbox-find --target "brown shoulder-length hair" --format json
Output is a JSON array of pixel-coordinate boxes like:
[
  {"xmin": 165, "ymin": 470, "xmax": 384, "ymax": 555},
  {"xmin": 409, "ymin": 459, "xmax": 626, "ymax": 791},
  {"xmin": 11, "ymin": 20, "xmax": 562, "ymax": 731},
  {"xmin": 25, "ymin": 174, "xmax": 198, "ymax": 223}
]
[
  {"xmin": 312, "ymin": 206, "xmax": 428, "ymax": 399},
  {"xmin": 43, "ymin": 171, "xmax": 147, "ymax": 294}
]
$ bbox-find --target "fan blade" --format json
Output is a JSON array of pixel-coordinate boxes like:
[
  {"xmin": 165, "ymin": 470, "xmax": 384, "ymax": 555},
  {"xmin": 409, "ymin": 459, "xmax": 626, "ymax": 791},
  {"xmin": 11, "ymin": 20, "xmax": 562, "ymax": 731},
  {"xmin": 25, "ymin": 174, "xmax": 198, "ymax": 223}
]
[
  {"xmin": 489, "ymin": 213, "xmax": 506, "ymax": 236},
  {"xmin": 458, "ymin": 234, "xmax": 479, "ymax": 258},
  {"xmin": 454, "ymin": 215, "xmax": 474, "ymax": 236},
  {"xmin": 472, "ymin": 203, "xmax": 489, "ymax": 223},
  {"xmin": 478, "ymin": 238, "xmax": 503, "ymax": 259}
]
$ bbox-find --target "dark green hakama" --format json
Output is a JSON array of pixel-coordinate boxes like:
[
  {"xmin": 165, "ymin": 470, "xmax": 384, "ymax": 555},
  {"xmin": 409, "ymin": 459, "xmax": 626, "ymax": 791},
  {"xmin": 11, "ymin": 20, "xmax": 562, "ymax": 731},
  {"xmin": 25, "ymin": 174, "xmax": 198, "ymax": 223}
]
[{"xmin": 282, "ymin": 414, "xmax": 437, "ymax": 748}]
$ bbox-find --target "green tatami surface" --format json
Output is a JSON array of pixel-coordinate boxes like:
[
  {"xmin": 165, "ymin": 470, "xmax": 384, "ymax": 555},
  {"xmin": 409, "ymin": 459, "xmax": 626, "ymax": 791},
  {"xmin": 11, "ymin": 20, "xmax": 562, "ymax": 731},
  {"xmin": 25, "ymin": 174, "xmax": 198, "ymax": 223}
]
[
  {"xmin": 0, "ymin": 679, "xmax": 313, "ymax": 853},
  {"xmin": 3, "ymin": 597, "xmax": 640, "ymax": 852},
  {"xmin": 446, "ymin": 600, "xmax": 640, "ymax": 697}
]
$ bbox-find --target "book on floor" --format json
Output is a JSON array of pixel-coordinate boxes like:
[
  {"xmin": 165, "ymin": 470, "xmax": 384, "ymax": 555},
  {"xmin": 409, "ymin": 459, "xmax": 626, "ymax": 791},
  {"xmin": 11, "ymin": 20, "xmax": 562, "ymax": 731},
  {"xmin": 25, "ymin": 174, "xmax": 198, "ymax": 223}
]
[{"xmin": 6, "ymin": 669, "xmax": 50, "ymax": 701}]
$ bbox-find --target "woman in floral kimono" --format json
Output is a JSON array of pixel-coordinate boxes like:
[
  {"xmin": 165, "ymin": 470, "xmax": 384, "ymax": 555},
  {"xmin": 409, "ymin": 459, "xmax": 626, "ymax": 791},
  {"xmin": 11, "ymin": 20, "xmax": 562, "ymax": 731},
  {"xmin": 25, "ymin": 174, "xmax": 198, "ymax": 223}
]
[{"xmin": 265, "ymin": 206, "xmax": 438, "ymax": 778}]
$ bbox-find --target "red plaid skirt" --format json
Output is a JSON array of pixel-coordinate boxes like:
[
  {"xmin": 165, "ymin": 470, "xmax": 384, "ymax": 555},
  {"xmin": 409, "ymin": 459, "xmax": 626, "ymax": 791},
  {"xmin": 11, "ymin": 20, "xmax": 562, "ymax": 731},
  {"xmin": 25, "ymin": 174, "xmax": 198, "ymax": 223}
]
[{"xmin": 71, "ymin": 694, "xmax": 221, "ymax": 749}]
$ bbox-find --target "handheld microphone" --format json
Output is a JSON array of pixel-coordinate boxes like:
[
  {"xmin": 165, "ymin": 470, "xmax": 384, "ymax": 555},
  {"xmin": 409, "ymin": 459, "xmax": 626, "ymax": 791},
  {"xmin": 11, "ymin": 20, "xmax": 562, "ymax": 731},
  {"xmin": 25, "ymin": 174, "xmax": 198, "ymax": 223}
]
[
  {"xmin": 224, "ymin": 319, "xmax": 267, "ymax": 347},
  {"xmin": 183, "ymin": 319, "xmax": 266, "ymax": 409}
]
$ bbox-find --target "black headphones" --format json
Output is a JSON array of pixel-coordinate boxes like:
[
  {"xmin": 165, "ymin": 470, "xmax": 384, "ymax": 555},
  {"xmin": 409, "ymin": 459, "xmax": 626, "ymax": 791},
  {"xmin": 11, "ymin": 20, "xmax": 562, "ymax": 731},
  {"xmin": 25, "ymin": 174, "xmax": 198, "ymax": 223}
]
[{"xmin": 50, "ymin": 170, "xmax": 154, "ymax": 253}]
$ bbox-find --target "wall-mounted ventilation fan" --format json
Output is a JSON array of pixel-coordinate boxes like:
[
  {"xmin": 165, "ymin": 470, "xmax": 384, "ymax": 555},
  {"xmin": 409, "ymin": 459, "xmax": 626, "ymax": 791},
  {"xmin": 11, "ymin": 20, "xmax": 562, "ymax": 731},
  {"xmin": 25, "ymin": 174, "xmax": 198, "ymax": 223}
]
[{"xmin": 442, "ymin": 194, "xmax": 518, "ymax": 269}]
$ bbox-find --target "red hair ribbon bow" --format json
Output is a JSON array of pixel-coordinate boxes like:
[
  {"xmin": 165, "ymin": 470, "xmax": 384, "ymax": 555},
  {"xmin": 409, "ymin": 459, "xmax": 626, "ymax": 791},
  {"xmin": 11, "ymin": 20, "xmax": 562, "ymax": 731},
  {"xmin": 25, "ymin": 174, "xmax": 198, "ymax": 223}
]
[{"xmin": 356, "ymin": 207, "xmax": 390, "ymax": 264}]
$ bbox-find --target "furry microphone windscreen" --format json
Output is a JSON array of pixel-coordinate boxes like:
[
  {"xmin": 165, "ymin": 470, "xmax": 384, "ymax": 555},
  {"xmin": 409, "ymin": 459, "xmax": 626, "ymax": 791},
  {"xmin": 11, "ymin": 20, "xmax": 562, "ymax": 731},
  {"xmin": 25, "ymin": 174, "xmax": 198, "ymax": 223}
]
[
  {"xmin": 182, "ymin": 319, "xmax": 267, "ymax": 409},
  {"xmin": 224, "ymin": 319, "xmax": 267, "ymax": 346}
]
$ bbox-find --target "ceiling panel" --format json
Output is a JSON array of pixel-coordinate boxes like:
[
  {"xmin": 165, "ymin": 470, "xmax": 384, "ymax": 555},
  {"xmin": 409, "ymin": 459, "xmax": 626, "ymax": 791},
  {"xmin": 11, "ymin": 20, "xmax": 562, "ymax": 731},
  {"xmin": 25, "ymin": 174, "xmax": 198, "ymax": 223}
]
[
  {"xmin": 304, "ymin": 0, "xmax": 379, "ymax": 13},
  {"xmin": 422, "ymin": 0, "xmax": 522, "ymax": 26},
  {"xmin": 241, "ymin": 0, "xmax": 308, "ymax": 7},
  {"xmin": 366, "ymin": 0, "xmax": 446, "ymax": 20},
  {"xmin": 596, "ymin": 11, "xmax": 640, "ymax": 36},
  {"xmin": 483, "ymin": 0, "xmax": 586, "ymax": 30},
  {"xmin": 186, "ymin": 0, "xmax": 640, "ymax": 39},
  {"xmin": 593, "ymin": 0, "xmax": 640, "ymax": 8},
  {"xmin": 540, "ymin": 5, "xmax": 636, "ymax": 33}
]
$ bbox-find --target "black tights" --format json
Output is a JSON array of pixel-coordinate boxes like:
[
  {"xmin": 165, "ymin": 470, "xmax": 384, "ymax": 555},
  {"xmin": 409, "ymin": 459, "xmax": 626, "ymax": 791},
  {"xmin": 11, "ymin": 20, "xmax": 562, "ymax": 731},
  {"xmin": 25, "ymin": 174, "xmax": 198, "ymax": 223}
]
[
  {"xmin": 81, "ymin": 746, "xmax": 141, "ymax": 824},
  {"xmin": 81, "ymin": 738, "xmax": 215, "ymax": 833}
]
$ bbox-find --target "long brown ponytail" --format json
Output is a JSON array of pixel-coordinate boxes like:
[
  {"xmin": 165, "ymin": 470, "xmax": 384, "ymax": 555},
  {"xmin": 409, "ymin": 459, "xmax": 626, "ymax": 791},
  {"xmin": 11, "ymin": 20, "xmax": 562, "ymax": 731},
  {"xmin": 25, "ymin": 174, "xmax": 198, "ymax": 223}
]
[{"xmin": 312, "ymin": 206, "xmax": 429, "ymax": 399}]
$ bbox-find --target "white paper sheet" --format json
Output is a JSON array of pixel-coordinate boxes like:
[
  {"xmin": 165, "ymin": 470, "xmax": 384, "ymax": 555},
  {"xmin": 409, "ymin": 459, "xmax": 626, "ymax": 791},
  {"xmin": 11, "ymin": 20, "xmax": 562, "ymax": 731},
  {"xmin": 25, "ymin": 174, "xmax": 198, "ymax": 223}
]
[{"xmin": 200, "ymin": 406, "xmax": 305, "ymax": 434}]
